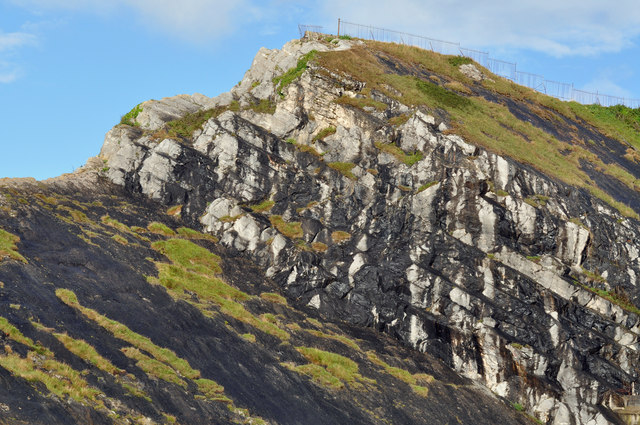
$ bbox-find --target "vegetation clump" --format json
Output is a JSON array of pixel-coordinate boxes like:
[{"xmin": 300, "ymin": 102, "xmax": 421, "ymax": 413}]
[
  {"xmin": 147, "ymin": 221, "xmax": 176, "ymax": 236},
  {"xmin": 270, "ymin": 216, "xmax": 303, "ymax": 239},
  {"xmin": 152, "ymin": 239, "xmax": 222, "ymax": 275},
  {"xmin": 328, "ymin": 162, "xmax": 357, "ymax": 180},
  {"xmin": 176, "ymin": 227, "xmax": 218, "ymax": 242},
  {"xmin": 120, "ymin": 103, "xmax": 143, "ymax": 126},
  {"xmin": 0, "ymin": 228, "xmax": 26, "ymax": 263},
  {"xmin": 417, "ymin": 181, "xmax": 438, "ymax": 192},
  {"xmin": 292, "ymin": 347, "xmax": 372, "ymax": 389},
  {"xmin": 374, "ymin": 141, "xmax": 423, "ymax": 166},
  {"xmin": 313, "ymin": 126, "xmax": 337, "ymax": 141},
  {"xmin": 272, "ymin": 50, "xmax": 318, "ymax": 96},
  {"xmin": 366, "ymin": 351, "xmax": 433, "ymax": 397},
  {"xmin": 55, "ymin": 288, "xmax": 201, "ymax": 380},
  {"xmin": 250, "ymin": 199, "xmax": 275, "ymax": 213},
  {"xmin": 165, "ymin": 106, "xmax": 228, "ymax": 139},
  {"xmin": 331, "ymin": 231, "xmax": 351, "ymax": 243},
  {"xmin": 447, "ymin": 56, "xmax": 474, "ymax": 67}
]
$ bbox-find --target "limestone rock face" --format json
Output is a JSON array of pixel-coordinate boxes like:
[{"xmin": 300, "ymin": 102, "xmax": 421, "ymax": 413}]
[{"xmin": 101, "ymin": 34, "xmax": 640, "ymax": 425}]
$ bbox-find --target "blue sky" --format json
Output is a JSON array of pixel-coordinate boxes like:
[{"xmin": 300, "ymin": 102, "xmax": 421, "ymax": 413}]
[{"xmin": 2, "ymin": 0, "xmax": 640, "ymax": 180}]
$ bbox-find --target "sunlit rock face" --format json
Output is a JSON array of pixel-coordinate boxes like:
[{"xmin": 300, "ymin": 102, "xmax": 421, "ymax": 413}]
[{"xmin": 102, "ymin": 34, "xmax": 640, "ymax": 425}]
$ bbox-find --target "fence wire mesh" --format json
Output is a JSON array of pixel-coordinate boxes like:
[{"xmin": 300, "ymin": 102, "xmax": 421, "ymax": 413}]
[{"xmin": 336, "ymin": 20, "xmax": 640, "ymax": 109}]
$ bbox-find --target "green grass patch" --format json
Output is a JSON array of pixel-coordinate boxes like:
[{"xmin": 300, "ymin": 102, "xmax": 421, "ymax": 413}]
[
  {"xmin": 247, "ymin": 99, "xmax": 276, "ymax": 114},
  {"xmin": 415, "ymin": 78, "xmax": 472, "ymax": 110},
  {"xmin": 152, "ymin": 238, "xmax": 222, "ymax": 275},
  {"xmin": 284, "ymin": 362, "xmax": 343, "ymax": 390},
  {"xmin": 53, "ymin": 332, "xmax": 123, "ymax": 375},
  {"xmin": 148, "ymin": 239, "xmax": 289, "ymax": 341},
  {"xmin": 111, "ymin": 234, "xmax": 128, "ymax": 245},
  {"xmin": 388, "ymin": 114, "xmax": 411, "ymax": 126},
  {"xmin": 147, "ymin": 221, "xmax": 176, "ymax": 236},
  {"xmin": 250, "ymin": 199, "xmax": 275, "ymax": 213},
  {"xmin": 57, "ymin": 206, "xmax": 89, "ymax": 223},
  {"xmin": 218, "ymin": 214, "xmax": 243, "ymax": 223},
  {"xmin": 120, "ymin": 103, "xmax": 142, "ymax": 126},
  {"xmin": 56, "ymin": 288, "xmax": 201, "ymax": 380},
  {"xmin": 331, "ymin": 231, "xmax": 351, "ymax": 243},
  {"xmin": 176, "ymin": 227, "xmax": 219, "ymax": 242},
  {"xmin": 297, "ymin": 144, "xmax": 323, "ymax": 157},
  {"xmin": 313, "ymin": 126, "xmax": 337, "ymax": 141},
  {"xmin": 241, "ymin": 333, "xmax": 257, "ymax": 343},
  {"xmin": 121, "ymin": 347, "xmax": 187, "ymax": 388},
  {"xmin": 366, "ymin": 351, "xmax": 432, "ymax": 397},
  {"xmin": 572, "ymin": 279, "xmax": 640, "ymax": 315},
  {"xmin": 101, "ymin": 215, "xmax": 132, "ymax": 233},
  {"xmin": 165, "ymin": 106, "xmax": 229, "ymax": 139},
  {"xmin": 272, "ymin": 50, "xmax": 318, "ymax": 96},
  {"xmin": 0, "ymin": 228, "xmax": 26, "ymax": 263},
  {"xmin": 374, "ymin": 141, "xmax": 423, "ymax": 166},
  {"xmin": 295, "ymin": 347, "xmax": 371, "ymax": 388},
  {"xmin": 311, "ymin": 242, "xmax": 328, "ymax": 252},
  {"xmin": 196, "ymin": 378, "xmax": 228, "ymax": 401},
  {"xmin": 447, "ymin": 56, "xmax": 473, "ymax": 67},
  {"xmin": 0, "ymin": 317, "xmax": 49, "ymax": 354},
  {"xmin": 166, "ymin": 205, "xmax": 182, "ymax": 216},
  {"xmin": 328, "ymin": 162, "xmax": 357, "ymax": 180},
  {"xmin": 305, "ymin": 329, "xmax": 360, "ymax": 351},
  {"xmin": 0, "ymin": 352, "xmax": 103, "ymax": 405},
  {"xmin": 417, "ymin": 181, "xmax": 438, "ymax": 192},
  {"xmin": 270, "ymin": 216, "xmax": 303, "ymax": 239},
  {"xmin": 339, "ymin": 35, "xmax": 352, "ymax": 40}
]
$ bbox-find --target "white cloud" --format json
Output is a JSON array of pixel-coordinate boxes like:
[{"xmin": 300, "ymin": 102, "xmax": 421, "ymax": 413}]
[
  {"xmin": 0, "ymin": 31, "xmax": 36, "ymax": 83},
  {"xmin": 323, "ymin": 0, "xmax": 640, "ymax": 57},
  {"xmin": 0, "ymin": 31, "xmax": 37, "ymax": 52},
  {"xmin": 11, "ymin": 0, "xmax": 247, "ymax": 42},
  {"xmin": 0, "ymin": 61, "xmax": 21, "ymax": 83}
]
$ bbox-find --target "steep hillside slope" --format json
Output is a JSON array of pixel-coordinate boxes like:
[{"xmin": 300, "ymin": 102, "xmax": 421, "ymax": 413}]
[
  {"xmin": 99, "ymin": 33, "xmax": 640, "ymax": 424},
  {"xmin": 0, "ymin": 172, "xmax": 533, "ymax": 425},
  {"xmin": 3, "ymin": 32, "xmax": 640, "ymax": 425}
]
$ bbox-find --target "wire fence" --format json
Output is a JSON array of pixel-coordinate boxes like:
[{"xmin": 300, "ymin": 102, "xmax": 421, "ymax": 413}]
[
  {"xmin": 298, "ymin": 24, "xmax": 323, "ymax": 38},
  {"xmin": 332, "ymin": 19, "xmax": 640, "ymax": 109}
]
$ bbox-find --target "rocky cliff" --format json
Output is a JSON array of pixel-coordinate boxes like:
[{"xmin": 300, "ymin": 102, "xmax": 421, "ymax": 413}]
[{"xmin": 2, "ymin": 32, "xmax": 640, "ymax": 425}]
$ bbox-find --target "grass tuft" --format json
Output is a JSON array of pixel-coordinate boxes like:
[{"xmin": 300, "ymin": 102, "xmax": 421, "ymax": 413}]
[
  {"xmin": 147, "ymin": 222, "xmax": 176, "ymax": 236},
  {"xmin": 331, "ymin": 231, "xmax": 351, "ymax": 243},
  {"xmin": 374, "ymin": 141, "xmax": 423, "ymax": 166},
  {"xmin": 120, "ymin": 103, "xmax": 142, "ymax": 126},
  {"xmin": 270, "ymin": 216, "xmax": 303, "ymax": 239},
  {"xmin": 250, "ymin": 199, "xmax": 275, "ymax": 213},
  {"xmin": 312, "ymin": 126, "xmax": 337, "ymax": 141},
  {"xmin": 272, "ymin": 50, "xmax": 318, "ymax": 96},
  {"xmin": 328, "ymin": 162, "xmax": 357, "ymax": 180},
  {"xmin": 0, "ymin": 228, "xmax": 26, "ymax": 263}
]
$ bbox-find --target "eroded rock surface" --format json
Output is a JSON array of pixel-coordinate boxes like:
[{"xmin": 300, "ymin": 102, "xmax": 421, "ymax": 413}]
[{"xmin": 100, "ymin": 34, "xmax": 640, "ymax": 424}]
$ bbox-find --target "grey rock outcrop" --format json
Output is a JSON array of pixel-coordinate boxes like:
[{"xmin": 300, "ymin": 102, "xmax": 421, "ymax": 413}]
[{"xmin": 100, "ymin": 34, "xmax": 640, "ymax": 425}]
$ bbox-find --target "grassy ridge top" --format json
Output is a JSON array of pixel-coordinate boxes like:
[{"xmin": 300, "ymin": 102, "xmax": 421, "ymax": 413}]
[{"xmin": 315, "ymin": 40, "xmax": 640, "ymax": 217}]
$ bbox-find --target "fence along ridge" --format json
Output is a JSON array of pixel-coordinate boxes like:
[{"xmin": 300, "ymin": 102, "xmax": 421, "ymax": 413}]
[{"xmin": 317, "ymin": 20, "xmax": 639, "ymax": 109}]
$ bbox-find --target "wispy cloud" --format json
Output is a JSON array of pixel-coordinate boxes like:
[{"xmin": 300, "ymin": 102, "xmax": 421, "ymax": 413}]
[
  {"xmin": 0, "ymin": 61, "xmax": 22, "ymax": 83},
  {"xmin": 11, "ymin": 0, "xmax": 249, "ymax": 43},
  {"xmin": 0, "ymin": 31, "xmax": 37, "ymax": 52},
  {"xmin": 0, "ymin": 30, "xmax": 36, "ymax": 83},
  {"xmin": 322, "ymin": 0, "xmax": 640, "ymax": 57}
]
